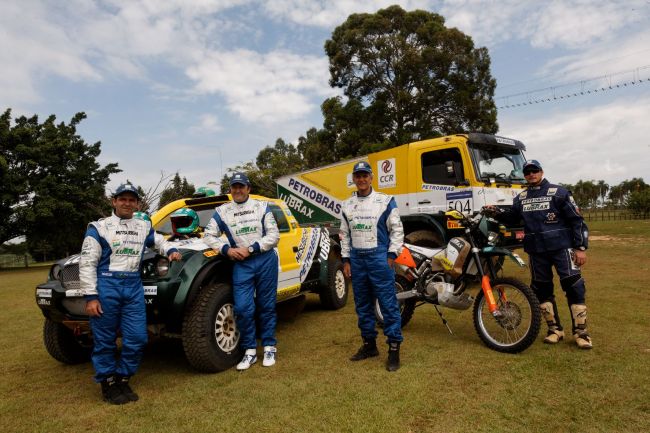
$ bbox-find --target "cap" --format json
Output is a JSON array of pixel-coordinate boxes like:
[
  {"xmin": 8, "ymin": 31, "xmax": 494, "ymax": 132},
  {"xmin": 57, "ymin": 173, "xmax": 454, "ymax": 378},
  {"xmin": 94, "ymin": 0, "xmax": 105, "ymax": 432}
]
[
  {"xmin": 229, "ymin": 172, "xmax": 251, "ymax": 186},
  {"xmin": 113, "ymin": 183, "xmax": 140, "ymax": 199},
  {"xmin": 352, "ymin": 161, "xmax": 372, "ymax": 174},
  {"xmin": 523, "ymin": 159, "xmax": 543, "ymax": 171}
]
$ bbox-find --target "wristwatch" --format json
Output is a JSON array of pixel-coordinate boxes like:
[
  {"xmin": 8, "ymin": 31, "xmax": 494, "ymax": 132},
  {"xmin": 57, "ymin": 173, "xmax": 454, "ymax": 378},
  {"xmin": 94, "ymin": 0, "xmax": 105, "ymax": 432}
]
[
  {"xmin": 248, "ymin": 245, "xmax": 255, "ymax": 254},
  {"xmin": 576, "ymin": 246, "xmax": 586, "ymax": 251}
]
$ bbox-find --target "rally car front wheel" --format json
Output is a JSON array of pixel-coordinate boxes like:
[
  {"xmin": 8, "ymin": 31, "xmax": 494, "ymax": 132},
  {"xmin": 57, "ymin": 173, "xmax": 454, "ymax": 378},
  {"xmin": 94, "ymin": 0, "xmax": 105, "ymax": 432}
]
[
  {"xmin": 182, "ymin": 282, "xmax": 242, "ymax": 373},
  {"xmin": 43, "ymin": 318, "xmax": 92, "ymax": 364}
]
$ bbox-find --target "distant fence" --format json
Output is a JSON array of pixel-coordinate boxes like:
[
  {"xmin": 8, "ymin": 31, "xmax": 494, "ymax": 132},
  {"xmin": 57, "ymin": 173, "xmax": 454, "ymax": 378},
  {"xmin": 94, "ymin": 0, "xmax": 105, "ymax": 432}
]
[
  {"xmin": 0, "ymin": 254, "xmax": 37, "ymax": 269},
  {"xmin": 581, "ymin": 210, "xmax": 649, "ymax": 221}
]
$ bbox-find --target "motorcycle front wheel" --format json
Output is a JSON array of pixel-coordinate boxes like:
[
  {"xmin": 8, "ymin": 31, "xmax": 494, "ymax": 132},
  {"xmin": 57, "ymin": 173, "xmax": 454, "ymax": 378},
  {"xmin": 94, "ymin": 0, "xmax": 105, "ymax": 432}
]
[{"xmin": 472, "ymin": 277, "xmax": 541, "ymax": 353}]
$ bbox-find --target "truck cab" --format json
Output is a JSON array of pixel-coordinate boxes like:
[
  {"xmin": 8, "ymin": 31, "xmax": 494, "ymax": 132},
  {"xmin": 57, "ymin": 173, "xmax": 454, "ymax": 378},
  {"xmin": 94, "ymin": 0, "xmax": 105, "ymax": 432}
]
[{"xmin": 276, "ymin": 133, "xmax": 527, "ymax": 247}]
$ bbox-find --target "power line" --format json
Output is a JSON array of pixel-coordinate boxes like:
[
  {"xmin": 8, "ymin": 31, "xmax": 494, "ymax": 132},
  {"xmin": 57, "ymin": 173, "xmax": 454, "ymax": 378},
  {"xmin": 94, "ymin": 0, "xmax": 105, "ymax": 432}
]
[{"xmin": 496, "ymin": 65, "xmax": 650, "ymax": 109}]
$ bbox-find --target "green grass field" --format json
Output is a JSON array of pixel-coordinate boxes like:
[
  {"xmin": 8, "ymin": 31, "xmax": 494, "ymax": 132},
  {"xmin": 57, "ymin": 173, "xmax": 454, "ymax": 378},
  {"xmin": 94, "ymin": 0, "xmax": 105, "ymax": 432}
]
[{"xmin": 1, "ymin": 220, "xmax": 649, "ymax": 433}]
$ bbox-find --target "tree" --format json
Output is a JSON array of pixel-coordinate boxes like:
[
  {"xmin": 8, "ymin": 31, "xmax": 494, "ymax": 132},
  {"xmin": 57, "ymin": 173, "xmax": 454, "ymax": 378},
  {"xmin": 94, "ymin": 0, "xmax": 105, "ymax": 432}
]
[
  {"xmin": 158, "ymin": 173, "xmax": 196, "ymax": 208},
  {"xmin": 0, "ymin": 108, "xmax": 120, "ymax": 258},
  {"xmin": 596, "ymin": 180, "xmax": 609, "ymax": 207},
  {"xmin": 608, "ymin": 178, "xmax": 648, "ymax": 208},
  {"xmin": 324, "ymin": 5, "xmax": 498, "ymax": 150},
  {"xmin": 219, "ymin": 139, "xmax": 306, "ymax": 199},
  {"xmin": 626, "ymin": 189, "xmax": 650, "ymax": 216}
]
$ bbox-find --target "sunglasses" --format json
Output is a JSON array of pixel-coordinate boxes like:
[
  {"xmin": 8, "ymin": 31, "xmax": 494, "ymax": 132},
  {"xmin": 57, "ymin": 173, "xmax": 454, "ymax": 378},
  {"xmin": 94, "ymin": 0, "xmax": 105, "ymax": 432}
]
[{"xmin": 523, "ymin": 168, "xmax": 541, "ymax": 175}]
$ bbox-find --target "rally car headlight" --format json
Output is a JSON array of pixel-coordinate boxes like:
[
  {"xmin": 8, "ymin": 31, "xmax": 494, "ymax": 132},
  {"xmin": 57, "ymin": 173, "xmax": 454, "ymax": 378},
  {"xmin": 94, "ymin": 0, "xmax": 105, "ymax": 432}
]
[
  {"xmin": 156, "ymin": 257, "xmax": 170, "ymax": 276},
  {"xmin": 50, "ymin": 264, "xmax": 62, "ymax": 281}
]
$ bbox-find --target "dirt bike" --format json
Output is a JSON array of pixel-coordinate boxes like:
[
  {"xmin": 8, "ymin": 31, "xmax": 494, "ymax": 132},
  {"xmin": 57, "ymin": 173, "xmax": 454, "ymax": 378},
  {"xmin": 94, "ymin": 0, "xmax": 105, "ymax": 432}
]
[{"xmin": 378, "ymin": 208, "xmax": 541, "ymax": 353}]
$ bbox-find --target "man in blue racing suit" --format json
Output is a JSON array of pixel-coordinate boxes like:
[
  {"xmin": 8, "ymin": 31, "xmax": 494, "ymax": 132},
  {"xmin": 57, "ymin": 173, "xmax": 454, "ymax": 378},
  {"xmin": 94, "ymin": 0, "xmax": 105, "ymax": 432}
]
[
  {"xmin": 340, "ymin": 161, "xmax": 405, "ymax": 371},
  {"xmin": 203, "ymin": 172, "xmax": 280, "ymax": 371},
  {"xmin": 491, "ymin": 160, "xmax": 592, "ymax": 349},
  {"xmin": 80, "ymin": 183, "xmax": 182, "ymax": 404}
]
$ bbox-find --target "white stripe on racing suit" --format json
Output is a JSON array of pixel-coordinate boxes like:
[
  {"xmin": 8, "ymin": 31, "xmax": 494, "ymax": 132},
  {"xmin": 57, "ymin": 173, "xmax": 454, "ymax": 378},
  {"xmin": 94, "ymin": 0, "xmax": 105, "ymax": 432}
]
[
  {"xmin": 340, "ymin": 189, "xmax": 404, "ymax": 259},
  {"xmin": 79, "ymin": 213, "xmax": 178, "ymax": 297},
  {"xmin": 203, "ymin": 197, "xmax": 280, "ymax": 255}
]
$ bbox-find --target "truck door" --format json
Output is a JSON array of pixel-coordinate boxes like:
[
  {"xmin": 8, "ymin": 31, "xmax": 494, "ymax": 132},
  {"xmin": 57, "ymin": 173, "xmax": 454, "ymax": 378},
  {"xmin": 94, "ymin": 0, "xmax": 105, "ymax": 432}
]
[
  {"xmin": 409, "ymin": 146, "xmax": 472, "ymax": 215},
  {"xmin": 268, "ymin": 203, "xmax": 302, "ymax": 290}
]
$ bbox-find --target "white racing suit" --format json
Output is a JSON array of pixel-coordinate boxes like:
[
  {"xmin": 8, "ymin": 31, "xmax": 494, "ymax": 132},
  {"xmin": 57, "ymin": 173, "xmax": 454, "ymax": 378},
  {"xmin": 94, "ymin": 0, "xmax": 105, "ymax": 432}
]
[
  {"xmin": 203, "ymin": 198, "xmax": 280, "ymax": 349},
  {"xmin": 340, "ymin": 189, "xmax": 404, "ymax": 343},
  {"xmin": 79, "ymin": 213, "xmax": 178, "ymax": 382}
]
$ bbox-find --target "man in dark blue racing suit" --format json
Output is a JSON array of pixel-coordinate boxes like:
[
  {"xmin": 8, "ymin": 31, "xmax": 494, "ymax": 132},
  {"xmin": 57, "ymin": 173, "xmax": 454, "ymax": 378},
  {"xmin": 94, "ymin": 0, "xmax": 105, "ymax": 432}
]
[
  {"xmin": 80, "ymin": 184, "xmax": 182, "ymax": 404},
  {"xmin": 492, "ymin": 160, "xmax": 592, "ymax": 349}
]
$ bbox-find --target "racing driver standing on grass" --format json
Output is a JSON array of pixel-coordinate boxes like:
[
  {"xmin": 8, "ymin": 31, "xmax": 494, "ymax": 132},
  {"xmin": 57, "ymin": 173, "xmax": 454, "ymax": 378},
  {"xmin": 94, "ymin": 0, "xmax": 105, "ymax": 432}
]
[
  {"xmin": 487, "ymin": 160, "xmax": 593, "ymax": 349},
  {"xmin": 340, "ymin": 161, "xmax": 405, "ymax": 372},
  {"xmin": 202, "ymin": 172, "xmax": 280, "ymax": 371},
  {"xmin": 80, "ymin": 183, "xmax": 182, "ymax": 405}
]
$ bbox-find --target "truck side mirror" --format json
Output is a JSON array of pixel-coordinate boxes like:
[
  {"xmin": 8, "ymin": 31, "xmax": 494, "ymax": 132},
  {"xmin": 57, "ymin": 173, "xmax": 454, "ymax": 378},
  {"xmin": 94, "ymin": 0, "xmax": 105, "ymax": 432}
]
[{"xmin": 446, "ymin": 160, "xmax": 469, "ymax": 186}]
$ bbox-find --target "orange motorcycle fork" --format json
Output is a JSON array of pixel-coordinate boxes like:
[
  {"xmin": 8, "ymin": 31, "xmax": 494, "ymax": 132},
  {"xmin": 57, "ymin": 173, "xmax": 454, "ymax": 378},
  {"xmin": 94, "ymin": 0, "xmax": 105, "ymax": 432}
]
[{"xmin": 481, "ymin": 276, "xmax": 506, "ymax": 314}]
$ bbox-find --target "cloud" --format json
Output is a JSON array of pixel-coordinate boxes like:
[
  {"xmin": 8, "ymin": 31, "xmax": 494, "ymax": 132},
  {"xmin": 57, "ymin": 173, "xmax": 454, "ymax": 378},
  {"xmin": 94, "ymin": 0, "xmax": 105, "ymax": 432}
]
[
  {"xmin": 440, "ymin": 0, "xmax": 648, "ymax": 49},
  {"xmin": 186, "ymin": 49, "xmax": 334, "ymax": 123},
  {"xmin": 190, "ymin": 114, "xmax": 222, "ymax": 133},
  {"xmin": 501, "ymin": 95, "xmax": 650, "ymax": 185},
  {"xmin": 262, "ymin": 0, "xmax": 433, "ymax": 28},
  {"xmin": 539, "ymin": 29, "xmax": 650, "ymax": 82},
  {"xmin": 0, "ymin": 0, "xmax": 102, "ymax": 104},
  {"xmin": 521, "ymin": 0, "xmax": 645, "ymax": 50}
]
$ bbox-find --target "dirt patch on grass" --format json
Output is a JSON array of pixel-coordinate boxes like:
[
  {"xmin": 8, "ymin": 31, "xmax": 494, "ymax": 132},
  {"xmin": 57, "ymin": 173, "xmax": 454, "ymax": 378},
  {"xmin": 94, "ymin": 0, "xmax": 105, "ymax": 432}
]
[
  {"xmin": 590, "ymin": 235, "xmax": 618, "ymax": 241},
  {"xmin": 590, "ymin": 235, "xmax": 647, "ymax": 245}
]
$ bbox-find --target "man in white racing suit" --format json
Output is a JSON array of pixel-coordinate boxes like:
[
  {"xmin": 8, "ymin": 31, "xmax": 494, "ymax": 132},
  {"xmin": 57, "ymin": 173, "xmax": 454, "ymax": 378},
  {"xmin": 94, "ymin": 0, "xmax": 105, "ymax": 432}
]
[
  {"xmin": 340, "ymin": 161, "xmax": 405, "ymax": 372},
  {"xmin": 80, "ymin": 183, "xmax": 181, "ymax": 404},
  {"xmin": 203, "ymin": 172, "xmax": 280, "ymax": 371}
]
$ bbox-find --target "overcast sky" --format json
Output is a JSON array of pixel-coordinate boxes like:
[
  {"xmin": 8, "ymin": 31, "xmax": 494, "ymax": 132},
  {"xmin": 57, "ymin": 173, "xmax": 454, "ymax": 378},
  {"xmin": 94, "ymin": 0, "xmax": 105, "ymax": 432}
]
[{"xmin": 2, "ymin": 0, "xmax": 649, "ymax": 195}]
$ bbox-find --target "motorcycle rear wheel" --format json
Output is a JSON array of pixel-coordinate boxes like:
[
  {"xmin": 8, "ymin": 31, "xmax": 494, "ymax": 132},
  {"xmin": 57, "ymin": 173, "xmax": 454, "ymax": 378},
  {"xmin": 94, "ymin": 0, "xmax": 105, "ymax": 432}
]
[
  {"xmin": 375, "ymin": 275, "xmax": 416, "ymax": 328},
  {"xmin": 472, "ymin": 277, "xmax": 541, "ymax": 353}
]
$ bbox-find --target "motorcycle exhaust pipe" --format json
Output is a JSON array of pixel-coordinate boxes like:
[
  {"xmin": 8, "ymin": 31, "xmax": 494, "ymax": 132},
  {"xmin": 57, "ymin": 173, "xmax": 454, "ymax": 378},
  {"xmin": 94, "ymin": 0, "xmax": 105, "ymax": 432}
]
[{"xmin": 396, "ymin": 290, "xmax": 419, "ymax": 301}]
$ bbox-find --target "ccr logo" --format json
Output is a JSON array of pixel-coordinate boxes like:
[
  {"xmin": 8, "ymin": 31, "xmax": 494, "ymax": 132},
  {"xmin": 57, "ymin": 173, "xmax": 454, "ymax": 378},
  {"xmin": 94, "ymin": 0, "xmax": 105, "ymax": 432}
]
[{"xmin": 378, "ymin": 158, "xmax": 396, "ymax": 187}]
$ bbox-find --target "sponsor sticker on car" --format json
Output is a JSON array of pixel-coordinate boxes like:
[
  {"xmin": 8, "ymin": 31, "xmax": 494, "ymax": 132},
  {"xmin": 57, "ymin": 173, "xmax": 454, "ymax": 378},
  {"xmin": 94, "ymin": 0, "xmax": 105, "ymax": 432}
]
[{"xmin": 37, "ymin": 288, "xmax": 52, "ymax": 298}]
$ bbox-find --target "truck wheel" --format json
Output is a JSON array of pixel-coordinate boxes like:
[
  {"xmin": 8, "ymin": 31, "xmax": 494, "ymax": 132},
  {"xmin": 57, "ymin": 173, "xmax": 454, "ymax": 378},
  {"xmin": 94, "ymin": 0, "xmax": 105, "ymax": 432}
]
[
  {"xmin": 319, "ymin": 258, "xmax": 349, "ymax": 310},
  {"xmin": 43, "ymin": 318, "xmax": 92, "ymax": 364},
  {"xmin": 182, "ymin": 282, "xmax": 242, "ymax": 373},
  {"xmin": 405, "ymin": 229, "xmax": 444, "ymax": 248}
]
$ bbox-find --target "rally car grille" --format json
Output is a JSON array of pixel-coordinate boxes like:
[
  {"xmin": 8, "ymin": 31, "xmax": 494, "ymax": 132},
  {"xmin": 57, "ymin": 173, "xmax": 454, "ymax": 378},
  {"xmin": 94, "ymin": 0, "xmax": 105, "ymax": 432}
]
[{"xmin": 62, "ymin": 263, "xmax": 80, "ymax": 290}]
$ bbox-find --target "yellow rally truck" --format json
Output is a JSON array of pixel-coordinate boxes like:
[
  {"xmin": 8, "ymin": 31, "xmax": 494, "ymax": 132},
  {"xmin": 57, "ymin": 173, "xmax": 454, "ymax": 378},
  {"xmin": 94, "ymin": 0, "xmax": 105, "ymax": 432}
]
[{"xmin": 276, "ymin": 133, "xmax": 527, "ymax": 247}]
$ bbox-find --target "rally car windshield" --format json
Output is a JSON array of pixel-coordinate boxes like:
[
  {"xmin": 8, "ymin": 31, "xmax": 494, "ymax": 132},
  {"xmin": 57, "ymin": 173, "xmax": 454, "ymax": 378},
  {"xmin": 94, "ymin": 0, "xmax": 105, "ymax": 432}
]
[
  {"xmin": 469, "ymin": 144, "xmax": 527, "ymax": 185},
  {"xmin": 155, "ymin": 207, "xmax": 217, "ymax": 236}
]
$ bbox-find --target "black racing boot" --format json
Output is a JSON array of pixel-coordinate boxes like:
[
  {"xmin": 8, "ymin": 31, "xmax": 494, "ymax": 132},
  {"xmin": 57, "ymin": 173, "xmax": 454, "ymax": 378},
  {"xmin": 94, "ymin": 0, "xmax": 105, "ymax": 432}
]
[
  {"xmin": 350, "ymin": 337, "xmax": 379, "ymax": 361},
  {"xmin": 386, "ymin": 341, "xmax": 400, "ymax": 372},
  {"xmin": 101, "ymin": 376, "xmax": 129, "ymax": 405},
  {"xmin": 117, "ymin": 376, "xmax": 139, "ymax": 402}
]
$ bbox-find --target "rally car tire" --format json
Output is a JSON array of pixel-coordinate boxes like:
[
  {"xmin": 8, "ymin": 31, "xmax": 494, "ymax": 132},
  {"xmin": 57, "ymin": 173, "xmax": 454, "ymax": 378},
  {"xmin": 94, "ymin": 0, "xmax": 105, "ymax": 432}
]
[
  {"xmin": 43, "ymin": 318, "xmax": 92, "ymax": 364},
  {"xmin": 182, "ymin": 282, "xmax": 242, "ymax": 373},
  {"xmin": 319, "ymin": 258, "xmax": 349, "ymax": 310}
]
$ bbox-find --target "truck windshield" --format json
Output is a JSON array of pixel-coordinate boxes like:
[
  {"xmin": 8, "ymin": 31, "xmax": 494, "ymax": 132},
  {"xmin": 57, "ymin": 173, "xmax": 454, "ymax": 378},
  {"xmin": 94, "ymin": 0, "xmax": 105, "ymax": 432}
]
[{"xmin": 468, "ymin": 144, "xmax": 527, "ymax": 184}]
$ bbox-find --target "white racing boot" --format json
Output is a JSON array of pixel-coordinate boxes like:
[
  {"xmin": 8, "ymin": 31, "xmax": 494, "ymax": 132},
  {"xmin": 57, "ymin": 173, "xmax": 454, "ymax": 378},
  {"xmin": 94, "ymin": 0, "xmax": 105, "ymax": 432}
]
[{"xmin": 236, "ymin": 349, "xmax": 258, "ymax": 370}]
